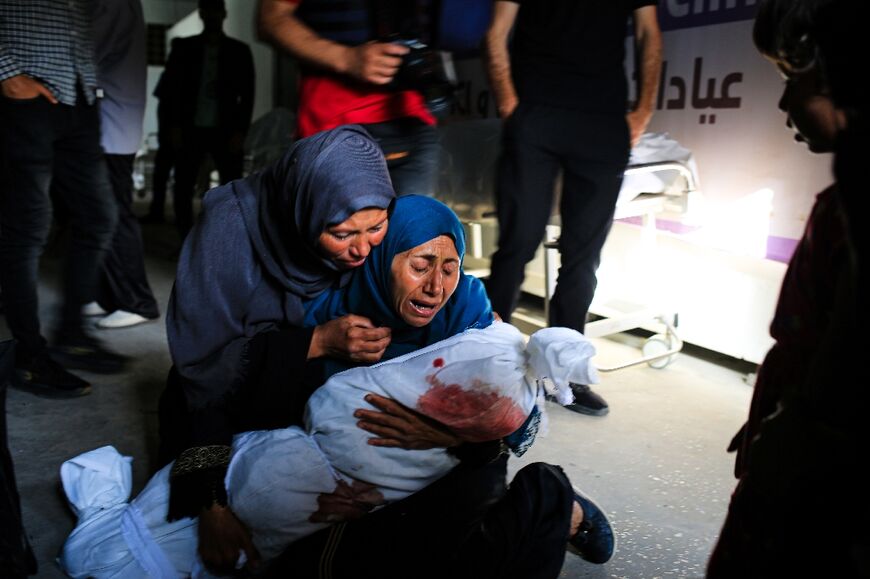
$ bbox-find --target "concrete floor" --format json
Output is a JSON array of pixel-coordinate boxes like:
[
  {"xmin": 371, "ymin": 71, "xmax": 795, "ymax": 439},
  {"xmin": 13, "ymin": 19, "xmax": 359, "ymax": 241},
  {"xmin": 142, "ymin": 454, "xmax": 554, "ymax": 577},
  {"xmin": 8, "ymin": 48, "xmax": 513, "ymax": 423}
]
[{"xmin": 2, "ymin": 216, "xmax": 756, "ymax": 578}]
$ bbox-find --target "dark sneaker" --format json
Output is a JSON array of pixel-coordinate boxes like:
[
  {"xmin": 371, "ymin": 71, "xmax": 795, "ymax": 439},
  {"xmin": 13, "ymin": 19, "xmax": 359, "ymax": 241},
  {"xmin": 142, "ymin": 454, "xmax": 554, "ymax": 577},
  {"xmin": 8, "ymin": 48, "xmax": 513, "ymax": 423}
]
[
  {"xmin": 567, "ymin": 486, "xmax": 615, "ymax": 564},
  {"xmin": 11, "ymin": 353, "xmax": 91, "ymax": 398},
  {"xmin": 50, "ymin": 331, "xmax": 128, "ymax": 374},
  {"xmin": 565, "ymin": 383, "xmax": 609, "ymax": 416}
]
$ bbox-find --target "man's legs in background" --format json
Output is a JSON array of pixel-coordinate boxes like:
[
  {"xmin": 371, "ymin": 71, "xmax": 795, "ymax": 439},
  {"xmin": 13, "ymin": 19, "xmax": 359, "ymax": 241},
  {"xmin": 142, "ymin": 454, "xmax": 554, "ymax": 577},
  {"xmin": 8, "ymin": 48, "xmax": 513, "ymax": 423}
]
[
  {"xmin": 550, "ymin": 112, "xmax": 630, "ymax": 416},
  {"xmin": 485, "ymin": 104, "xmax": 560, "ymax": 322},
  {"xmin": 0, "ymin": 98, "xmax": 60, "ymax": 364},
  {"xmin": 47, "ymin": 99, "xmax": 126, "ymax": 374},
  {"xmin": 144, "ymin": 135, "xmax": 174, "ymax": 223},
  {"xmin": 0, "ymin": 97, "xmax": 121, "ymax": 396},
  {"xmin": 95, "ymin": 153, "xmax": 160, "ymax": 327},
  {"xmin": 171, "ymin": 130, "xmax": 207, "ymax": 240},
  {"xmin": 211, "ymin": 130, "xmax": 244, "ymax": 187}
]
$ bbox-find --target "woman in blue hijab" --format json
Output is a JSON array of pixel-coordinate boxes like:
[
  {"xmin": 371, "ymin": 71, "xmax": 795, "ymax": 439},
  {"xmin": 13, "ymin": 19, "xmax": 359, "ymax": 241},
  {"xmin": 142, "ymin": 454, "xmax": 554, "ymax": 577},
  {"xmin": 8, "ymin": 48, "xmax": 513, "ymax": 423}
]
[
  {"xmin": 304, "ymin": 194, "xmax": 542, "ymax": 464},
  {"xmin": 304, "ymin": 194, "xmax": 494, "ymax": 371},
  {"xmin": 261, "ymin": 197, "xmax": 611, "ymax": 577}
]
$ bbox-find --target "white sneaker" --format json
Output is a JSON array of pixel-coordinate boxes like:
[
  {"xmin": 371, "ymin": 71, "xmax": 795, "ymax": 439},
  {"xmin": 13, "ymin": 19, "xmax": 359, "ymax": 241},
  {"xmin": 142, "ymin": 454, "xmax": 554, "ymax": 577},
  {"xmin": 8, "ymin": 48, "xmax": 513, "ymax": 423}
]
[
  {"xmin": 82, "ymin": 302, "xmax": 108, "ymax": 317},
  {"xmin": 96, "ymin": 310, "xmax": 151, "ymax": 329}
]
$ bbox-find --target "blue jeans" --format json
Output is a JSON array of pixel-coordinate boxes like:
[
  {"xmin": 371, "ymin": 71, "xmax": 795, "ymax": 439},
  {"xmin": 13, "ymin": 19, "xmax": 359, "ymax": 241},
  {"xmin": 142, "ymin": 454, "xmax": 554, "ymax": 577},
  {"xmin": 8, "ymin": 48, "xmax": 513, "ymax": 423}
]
[
  {"xmin": 364, "ymin": 118, "xmax": 439, "ymax": 197},
  {"xmin": 0, "ymin": 94, "xmax": 116, "ymax": 357}
]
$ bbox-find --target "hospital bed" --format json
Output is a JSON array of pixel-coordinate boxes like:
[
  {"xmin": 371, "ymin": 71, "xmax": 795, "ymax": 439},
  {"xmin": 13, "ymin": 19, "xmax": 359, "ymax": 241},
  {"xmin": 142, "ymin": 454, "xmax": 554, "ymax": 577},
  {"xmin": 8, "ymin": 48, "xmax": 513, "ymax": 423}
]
[{"xmin": 437, "ymin": 120, "xmax": 698, "ymax": 372}]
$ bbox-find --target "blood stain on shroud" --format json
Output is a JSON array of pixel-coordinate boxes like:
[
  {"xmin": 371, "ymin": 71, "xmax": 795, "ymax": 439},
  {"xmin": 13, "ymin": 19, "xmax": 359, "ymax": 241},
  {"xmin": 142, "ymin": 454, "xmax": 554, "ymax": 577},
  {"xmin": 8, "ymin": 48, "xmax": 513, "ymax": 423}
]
[{"xmin": 417, "ymin": 373, "xmax": 526, "ymax": 442}]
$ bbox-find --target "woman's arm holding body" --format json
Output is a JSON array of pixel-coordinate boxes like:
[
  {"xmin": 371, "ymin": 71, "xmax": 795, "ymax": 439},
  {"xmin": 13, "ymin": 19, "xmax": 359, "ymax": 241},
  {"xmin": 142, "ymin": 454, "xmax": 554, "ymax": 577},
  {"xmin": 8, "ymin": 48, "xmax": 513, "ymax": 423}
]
[
  {"xmin": 355, "ymin": 394, "xmax": 463, "ymax": 449},
  {"xmin": 354, "ymin": 395, "xmax": 507, "ymax": 460},
  {"xmin": 311, "ymin": 394, "xmax": 503, "ymax": 524}
]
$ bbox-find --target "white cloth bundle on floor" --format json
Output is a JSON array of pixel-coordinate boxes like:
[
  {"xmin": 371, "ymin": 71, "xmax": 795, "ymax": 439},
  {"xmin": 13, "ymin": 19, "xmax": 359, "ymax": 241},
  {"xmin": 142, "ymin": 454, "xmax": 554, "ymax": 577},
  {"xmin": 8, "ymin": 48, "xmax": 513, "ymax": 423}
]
[
  {"xmin": 60, "ymin": 452, "xmax": 204, "ymax": 578},
  {"xmin": 59, "ymin": 323, "xmax": 596, "ymax": 577}
]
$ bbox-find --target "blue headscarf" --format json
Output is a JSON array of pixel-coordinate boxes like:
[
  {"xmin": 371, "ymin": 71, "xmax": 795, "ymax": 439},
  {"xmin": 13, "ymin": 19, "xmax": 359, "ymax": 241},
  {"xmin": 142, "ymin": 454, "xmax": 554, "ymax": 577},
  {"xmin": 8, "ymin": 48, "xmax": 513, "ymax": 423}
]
[
  {"xmin": 303, "ymin": 195, "xmax": 494, "ymax": 364},
  {"xmin": 168, "ymin": 126, "xmax": 395, "ymax": 406}
]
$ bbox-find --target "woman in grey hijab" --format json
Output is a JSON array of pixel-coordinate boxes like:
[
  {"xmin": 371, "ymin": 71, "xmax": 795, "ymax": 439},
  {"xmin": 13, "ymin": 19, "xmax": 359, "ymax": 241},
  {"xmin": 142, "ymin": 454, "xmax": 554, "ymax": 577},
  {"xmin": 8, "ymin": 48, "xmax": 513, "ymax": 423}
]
[{"xmin": 159, "ymin": 126, "xmax": 396, "ymax": 553}]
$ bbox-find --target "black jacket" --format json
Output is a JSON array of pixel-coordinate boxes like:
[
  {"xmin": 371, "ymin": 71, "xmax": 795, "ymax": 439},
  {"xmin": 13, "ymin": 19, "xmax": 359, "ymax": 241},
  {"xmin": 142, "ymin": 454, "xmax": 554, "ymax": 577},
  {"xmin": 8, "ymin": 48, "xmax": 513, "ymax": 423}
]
[{"xmin": 160, "ymin": 33, "xmax": 255, "ymax": 134}]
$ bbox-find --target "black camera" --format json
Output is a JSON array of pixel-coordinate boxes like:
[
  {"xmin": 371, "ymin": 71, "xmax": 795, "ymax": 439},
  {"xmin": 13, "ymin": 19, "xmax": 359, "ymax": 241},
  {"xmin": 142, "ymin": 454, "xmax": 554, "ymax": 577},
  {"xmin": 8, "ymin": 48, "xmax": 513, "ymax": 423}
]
[{"xmin": 387, "ymin": 38, "xmax": 457, "ymax": 116}]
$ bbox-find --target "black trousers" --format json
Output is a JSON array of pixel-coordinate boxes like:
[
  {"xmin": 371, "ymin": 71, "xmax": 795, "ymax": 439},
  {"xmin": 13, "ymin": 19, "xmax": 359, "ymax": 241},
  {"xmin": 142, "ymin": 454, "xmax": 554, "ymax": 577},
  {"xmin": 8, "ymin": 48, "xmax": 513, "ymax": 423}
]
[
  {"xmin": 147, "ymin": 139, "xmax": 174, "ymax": 219},
  {"xmin": 486, "ymin": 104, "xmax": 629, "ymax": 332},
  {"xmin": 96, "ymin": 154, "xmax": 159, "ymax": 318},
  {"xmin": 0, "ymin": 94, "xmax": 116, "ymax": 356},
  {"xmin": 172, "ymin": 127, "xmax": 243, "ymax": 238},
  {"xmin": 267, "ymin": 457, "xmax": 574, "ymax": 579},
  {"xmin": 147, "ymin": 107, "xmax": 174, "ymax": 219}
]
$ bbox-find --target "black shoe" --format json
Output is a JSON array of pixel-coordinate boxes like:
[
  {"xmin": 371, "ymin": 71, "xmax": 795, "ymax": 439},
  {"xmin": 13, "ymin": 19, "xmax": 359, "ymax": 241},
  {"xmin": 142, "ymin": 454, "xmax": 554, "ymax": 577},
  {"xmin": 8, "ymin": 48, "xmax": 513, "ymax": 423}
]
[
  {"xmin": 565, "ymin": 383, "xmax": 609, "ymax": 416},
  {"xmin": 10, "ymin": 353, "xmax": 92, "ymax": 398},
  {"xmin": 50, "ymin": 331, "xmax": 128, "ymax": 374},
  {"xmin": 567, "ymin": 486, "xmax": 615, "ymax": 564}
]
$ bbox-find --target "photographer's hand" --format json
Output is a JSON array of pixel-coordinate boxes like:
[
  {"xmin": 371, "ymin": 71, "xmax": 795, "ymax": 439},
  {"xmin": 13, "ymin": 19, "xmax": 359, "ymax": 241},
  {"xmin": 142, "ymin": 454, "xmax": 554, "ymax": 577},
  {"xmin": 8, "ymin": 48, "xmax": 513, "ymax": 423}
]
[
  {"xmin": 259, "ymin": 2, "xmax": 411, "ymax": 87},
  {"xmin": 343, "ymin": 42, "xmax": 410, "ymax": 85}
]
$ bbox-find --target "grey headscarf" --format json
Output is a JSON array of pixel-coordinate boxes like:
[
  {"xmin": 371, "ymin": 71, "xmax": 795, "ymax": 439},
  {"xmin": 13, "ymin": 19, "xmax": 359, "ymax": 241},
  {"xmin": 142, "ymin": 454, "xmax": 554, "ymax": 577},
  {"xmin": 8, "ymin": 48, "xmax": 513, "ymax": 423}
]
[{"xmin": 167, "ymin": 125, "xmax": 395, "ymax": 407}]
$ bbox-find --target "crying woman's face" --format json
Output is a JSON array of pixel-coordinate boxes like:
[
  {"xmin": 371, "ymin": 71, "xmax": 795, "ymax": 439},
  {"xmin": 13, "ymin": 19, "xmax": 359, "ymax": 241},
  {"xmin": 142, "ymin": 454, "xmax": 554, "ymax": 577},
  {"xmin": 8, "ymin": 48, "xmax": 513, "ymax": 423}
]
[
  {"xmin": 316, "ymin": 208, "xmax": 388, "ymax": 270},
  {"xmin": 390, "ymin": 235, "xmax": 460, "ymax": 327}
]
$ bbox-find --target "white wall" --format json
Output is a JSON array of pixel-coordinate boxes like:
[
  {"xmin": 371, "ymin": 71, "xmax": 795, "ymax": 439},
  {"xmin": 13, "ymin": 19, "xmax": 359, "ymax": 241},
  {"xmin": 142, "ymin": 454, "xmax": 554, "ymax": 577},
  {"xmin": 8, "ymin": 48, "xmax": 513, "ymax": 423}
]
[
  {"xmin": 142, "ymin": 0, "xmax": 196, "ymax": 24},
  {"xmin": 630, "ymin": 18, "xmax": 832, "ymax": 247},
  {"xmin": 140, "ymin": 0, "xmax": 274, "ymax": 146}
]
